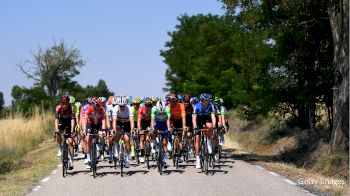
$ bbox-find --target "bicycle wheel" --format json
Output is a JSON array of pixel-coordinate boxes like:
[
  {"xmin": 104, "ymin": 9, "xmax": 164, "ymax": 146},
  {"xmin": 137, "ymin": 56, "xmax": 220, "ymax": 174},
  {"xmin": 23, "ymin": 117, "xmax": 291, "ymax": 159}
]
[
  {"xmin": 204, "ymin": 137, "xmax": 209, "ymax": 175},
  {"xmin": 145, "ymin": 141, "xmax": 150, "ymax": 169},
  {"xmin": 158, "ymin": 137, "xmax": 163, "ymax": 175},
  {"xmin": 91, "ymin": 138, "xmax": 97, "ymax": 178},
  {"xmin": 173, "ymin": 137, "xmax": 178, "ymax": 167},
  {"xmin": 62, "ymin": 140, "xmax": 68, "ymax": 177},
  {"xmin": 120, "ymin": 143, "xmax": 124, "ymax": 177}
]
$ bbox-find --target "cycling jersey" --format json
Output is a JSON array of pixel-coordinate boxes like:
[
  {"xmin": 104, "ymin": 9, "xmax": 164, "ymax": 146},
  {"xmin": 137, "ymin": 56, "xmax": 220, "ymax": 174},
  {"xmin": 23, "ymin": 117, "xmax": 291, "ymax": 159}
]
[
  {"xmin": 55, "ymin": 103, "xmax": 75, "ymax": 123},
  {"xmin": 74, "ymin": 104, "xmax": 80, "ymax": 116},
  {"xmin": 85, "ymin": 106, "xmax": 105, "ymax": 125},
  {"xmin": 138, "ymin": 106, "xmax": 152, "ymax": 120},
  {"xmin": 151, "ymin": 106, "xmax": 170, "ymax": 122},
  {"xmin": 169, "ymin": 103, "xmax": 185, "ymax": 120},
  {"xmin": 193, "ymin": 102, "xmax": 215, "ymax": 116},
  {"xmin": 131, "ymin": 106, "xmax": 139, "ymax": 122},
  {"xmin": 112, "ymin": 105, "xmax": 133, "ymax": 123},
  {"xmin": 80, "ymin": 103, "xmax": 90, "ymax": 120},
  {"xmin": 184, "ymin": 103, "xmax": 193, "ymax": 127}
]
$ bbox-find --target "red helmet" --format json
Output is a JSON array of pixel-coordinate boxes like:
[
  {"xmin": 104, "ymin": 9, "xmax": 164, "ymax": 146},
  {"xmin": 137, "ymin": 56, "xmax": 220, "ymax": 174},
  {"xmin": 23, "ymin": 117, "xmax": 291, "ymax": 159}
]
[
  {"xmin": 61, "ymin": 95, "xmax": 68, "ymax": 103},
  {"xmin": 91, "ymin": 97, "xmax": 102, "ymax": 107},
  {"xmin": 183, "ymin": 93, "xmax": 191, "ymax": 103}
]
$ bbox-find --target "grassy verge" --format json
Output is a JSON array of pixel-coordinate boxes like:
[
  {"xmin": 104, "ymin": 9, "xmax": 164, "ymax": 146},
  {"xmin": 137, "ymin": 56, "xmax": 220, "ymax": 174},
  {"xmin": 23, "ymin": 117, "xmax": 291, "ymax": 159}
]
[
  {"xmin": 0, "ymin": 139, "xmax": 59, "ymax": 195},
  {"xmin": 226, "ymin": 110, "xmax": 349, "ymax": 195},
  {"xmin": 0, "ymin": 107, "xmax": 59, "ymax": 195}
]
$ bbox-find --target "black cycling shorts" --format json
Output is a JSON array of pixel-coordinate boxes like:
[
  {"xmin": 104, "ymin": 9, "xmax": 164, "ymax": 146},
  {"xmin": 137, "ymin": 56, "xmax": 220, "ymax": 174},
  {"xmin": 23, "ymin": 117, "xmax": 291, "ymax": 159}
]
[
  {"xmin": 58, "ymin": 123, "xmax": 72, "ymax": 135},
  {"xmin": 141, "ymin": 119, "xmax": 151, "ymax": 130},
  {"xmin": 116, "ymin": 121, "xmax": 131, "ymax": 132},
  {"xmin": 171, "ymin": 119, "xmax": 183, "ymax": 129},
  {"xmin": 86, "ymin": 123, "xmax": 102, "ymax": 134}
]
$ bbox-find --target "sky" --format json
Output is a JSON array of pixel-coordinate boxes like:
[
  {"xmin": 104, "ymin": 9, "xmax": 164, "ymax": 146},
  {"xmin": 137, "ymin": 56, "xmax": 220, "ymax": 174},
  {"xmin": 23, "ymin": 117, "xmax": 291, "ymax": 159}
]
[{"xmin": 0, "ymin": 0, "xmax": 225, "ymax": 106}]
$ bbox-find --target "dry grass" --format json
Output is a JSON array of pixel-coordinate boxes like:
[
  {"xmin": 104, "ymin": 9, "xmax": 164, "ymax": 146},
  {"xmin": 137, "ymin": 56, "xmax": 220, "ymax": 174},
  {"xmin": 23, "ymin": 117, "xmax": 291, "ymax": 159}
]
[
  {"xmin": 227, "ymin": 109, "xmax": 349, "ymax": 195},
  {"xmin": 0, "ymin": 107, "xmax": 54, "ymax": 174}
]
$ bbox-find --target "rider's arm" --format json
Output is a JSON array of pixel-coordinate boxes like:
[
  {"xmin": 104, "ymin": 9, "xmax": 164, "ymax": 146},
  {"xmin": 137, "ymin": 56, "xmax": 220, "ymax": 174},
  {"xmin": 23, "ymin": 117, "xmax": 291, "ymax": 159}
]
[
  {"xmin": 137, "ymin": 107, "xmax": 142, "ymax": 131},
  {"xmin": 129, "ymin": 106, "xmax": 134, "ymax": 131},
  {"xmin": 192, "ymin": 104, "xmax": 198, "ymax": 129},
  {"xmin": 166, "ymin": 107, "xmax": 171, "ymax": 129},
  {"xmin": 180, "ymin": 103, "xmax": 186, "ymax": 129},
  {"xmin": 54, "ymin": 113, "xmax": 59, "ymax": 132},
  {"xmin": 112, "ymin": 106, "xmax": 118, "ymax": 132},
  {"xmin": 150, "ymin": 106, "xmax": 157, "ymax": 129}
]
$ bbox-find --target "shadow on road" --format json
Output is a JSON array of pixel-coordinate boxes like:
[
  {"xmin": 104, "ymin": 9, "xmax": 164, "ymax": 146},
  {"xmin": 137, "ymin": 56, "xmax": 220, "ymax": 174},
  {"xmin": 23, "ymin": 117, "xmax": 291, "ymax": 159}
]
[{"xmin": 127, "ymin": 170, "xmax": 149, "ymax": 176}]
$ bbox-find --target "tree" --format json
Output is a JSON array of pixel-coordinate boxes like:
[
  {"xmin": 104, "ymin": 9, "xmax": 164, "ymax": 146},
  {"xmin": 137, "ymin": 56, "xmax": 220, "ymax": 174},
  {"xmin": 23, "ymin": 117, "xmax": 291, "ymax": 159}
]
[
  {"xmin": 0, "ymin": 91, "xmax": 4, "ymax": 117},
  {"xmin": 17, "ymin": 40, "xmax": 85, "ymax": 109},
  {"xmin": 328, "ymin": 0, "xmax": 349, "ymax": 151}
]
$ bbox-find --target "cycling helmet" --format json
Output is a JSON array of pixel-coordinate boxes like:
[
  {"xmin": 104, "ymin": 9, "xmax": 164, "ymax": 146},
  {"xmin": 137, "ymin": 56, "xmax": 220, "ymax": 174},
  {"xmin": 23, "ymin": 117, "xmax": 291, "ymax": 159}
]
[
  {"xmin": 74, "ymin": 101, "xmax": 82, "ymax": 107},
  {"xmin": 112, "ymin": 97, "xmax": 118, "ymax": 105},
  {"xmin": 61, "ymin": 95, "xmax": 69, "ymax": 103},
  {"xmin": 151, "ymin": 96, "xmax": 158, "ymax": 103},
  {"xmin": 156, "ymin": 100, "xmax": 166, "ymax": 113},
  {"xmin": 144, "ymin": 97, "xmax": 153, "ymax": 107},
  {"xmin": 132, "ymin": 97, "xmax": 142, "ymax": 104},
  {"xmin": 177, "ymin": 94, "xmax": 183, "ymax": 102},
  {"xmin": 169, "ymin": 93, "xmax": 178, "ymax": 101},
  {"xmin": 199, "ymin": 93, "xmax": 211, "ymax": 101},
  {"xmin": 190, "ymin": 97, "xmax": 199, "ymax": 104},
  {"xmin": 87, "ymin": 97, "xmax": 92, "ymax": 104},
  {"xmin": 214, "ymin": 96, "xmax": 221, "ymax": 103},
  {"xmin": 115, "ymin": 96, "xmax": 127, "ymax": 106},
  {"xmin": 91, "ymin": 97, "xmax": 102, "ymax": 107},
  {"xmin": 98, "ymin": 97, "xmax": 107, "ymax": 103},
  {"xmin": 183, "ymin": 93, "xmax": 191, "ymax": 103},
  {"xmin": 165, "ymin": 93, "xmax": 172, "ymax": 101},
  {"xmin": 69, "ymin": 96, "xmax": 75, "ymax": 104}
]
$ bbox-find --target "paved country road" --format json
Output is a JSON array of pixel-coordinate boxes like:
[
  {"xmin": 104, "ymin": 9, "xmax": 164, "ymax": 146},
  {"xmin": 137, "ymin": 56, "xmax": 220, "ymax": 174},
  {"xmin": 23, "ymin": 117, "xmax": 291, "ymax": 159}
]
[{"xmin": 27, "ymin": 147, "xmax": 316, "ymax": 196}]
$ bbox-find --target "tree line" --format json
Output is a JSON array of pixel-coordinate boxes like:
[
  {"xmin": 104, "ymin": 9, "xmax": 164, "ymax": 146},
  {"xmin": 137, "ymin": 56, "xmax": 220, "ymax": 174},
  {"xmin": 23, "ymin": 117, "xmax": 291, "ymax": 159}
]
[
  {"xmin": 0, "ymin": 41, "xmax": 113, "ymax": 117},
  {"xmin": 160, "ymin": 0, "xmax": 348, "ymax": 151}
]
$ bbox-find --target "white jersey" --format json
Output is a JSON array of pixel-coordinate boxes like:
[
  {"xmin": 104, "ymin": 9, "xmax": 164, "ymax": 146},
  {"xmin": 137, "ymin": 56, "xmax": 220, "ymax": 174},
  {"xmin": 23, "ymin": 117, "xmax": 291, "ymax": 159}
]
[{"xmin": 112, "ymin": 105, "xmax": 133, "ymax": 123}]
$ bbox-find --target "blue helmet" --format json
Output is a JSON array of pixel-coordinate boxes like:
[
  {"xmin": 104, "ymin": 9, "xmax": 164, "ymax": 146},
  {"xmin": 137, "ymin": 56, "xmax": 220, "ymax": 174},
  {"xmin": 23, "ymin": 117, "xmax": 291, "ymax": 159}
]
[{"xmin": 199, "ymin": 93, "xmax": 211, "ymax": 101}]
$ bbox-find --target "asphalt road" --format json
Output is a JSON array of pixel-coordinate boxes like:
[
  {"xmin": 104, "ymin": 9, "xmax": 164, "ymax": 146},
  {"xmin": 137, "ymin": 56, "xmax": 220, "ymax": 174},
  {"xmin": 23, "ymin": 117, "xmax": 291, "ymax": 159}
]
[{"xmin": 27, "ymin": 146, "xmax": 314, "ymax": 196}]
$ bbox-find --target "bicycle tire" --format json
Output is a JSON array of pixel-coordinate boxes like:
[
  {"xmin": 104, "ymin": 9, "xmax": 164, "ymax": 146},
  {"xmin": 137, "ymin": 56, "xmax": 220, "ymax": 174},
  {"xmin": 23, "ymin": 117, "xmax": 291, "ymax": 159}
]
[
  {"xmin": 158, "ymin": 137, "xmax": 163, "ymax": 175},
  {"xmin": 120, "ymin": 143, "xmax": 124, "ymax": 177},
  {"xmin": 92, "ymin": 140, "xmax": 97, "ymax": 178},
  {"xmin": 62, "ymin": 140, "xmax": 68, "ymax": 177}
]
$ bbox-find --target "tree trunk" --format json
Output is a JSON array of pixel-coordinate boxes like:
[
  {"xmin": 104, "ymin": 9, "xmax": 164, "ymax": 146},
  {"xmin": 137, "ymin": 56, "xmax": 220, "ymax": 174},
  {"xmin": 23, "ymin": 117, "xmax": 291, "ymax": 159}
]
[{"xmin": 329, "ymin": 0, "xmax": 349, "ymax": 151}]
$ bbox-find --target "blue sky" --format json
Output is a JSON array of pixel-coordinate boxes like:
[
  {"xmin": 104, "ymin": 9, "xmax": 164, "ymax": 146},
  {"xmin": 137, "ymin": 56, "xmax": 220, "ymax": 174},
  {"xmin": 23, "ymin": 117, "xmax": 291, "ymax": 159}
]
[{"xmin": 0, "ymin": 0, "xmax": 225, "ymax": 106}]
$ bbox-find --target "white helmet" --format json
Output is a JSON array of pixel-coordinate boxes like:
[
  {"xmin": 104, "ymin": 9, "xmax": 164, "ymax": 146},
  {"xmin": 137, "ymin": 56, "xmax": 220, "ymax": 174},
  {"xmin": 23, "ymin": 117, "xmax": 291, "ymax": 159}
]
[
  {"xmin": 115, "ymin": 96, "xmax": 127, "ymax": 106},
  {"xmin": 156, "ymin": 100, "xmax": 166, "ymax": 113}
]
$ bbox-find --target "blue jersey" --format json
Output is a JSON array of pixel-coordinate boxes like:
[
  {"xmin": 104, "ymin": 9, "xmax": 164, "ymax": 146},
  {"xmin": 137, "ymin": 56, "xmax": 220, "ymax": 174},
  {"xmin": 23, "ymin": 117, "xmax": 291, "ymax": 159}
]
[{"xmin": 193, "ymin": 102, "xmax": 215, "ymax": 116}]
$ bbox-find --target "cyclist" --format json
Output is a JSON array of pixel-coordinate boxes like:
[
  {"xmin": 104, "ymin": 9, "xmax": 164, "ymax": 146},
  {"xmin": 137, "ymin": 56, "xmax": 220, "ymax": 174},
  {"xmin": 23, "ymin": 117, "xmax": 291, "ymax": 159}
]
[
  {"xmin": 192, "ymin": 93, "xmax": 216, "ymax": 169},
  {"xmin": 79, "ymin": 97, "xmax": 92, "ymax": 160},
  {"xmin": 112, "ymin": 96, "xmax": 134, "ymax": 168},
  {"xmin": 137, "ymin": 97, "xmax": 153, "ymax": 163},
  {"xmin": 73, "ymin": 100, "xmax": 82, "ymax": 157},
  {"xmin": 105, "ymin": 96, "xmax": 115, "ymax": 163},
  {"xmin": 55, "ymin": 95, "xmax": 75, "ymax": 170},
  {"xmin": 183, "ymin": 93, "xmax": 194, "ymax": 156},
  {"xmin": 168, "ymin": 92, "xmax": 186, "ymax": 162},
  {"xmin": 130, "ymin": 97, "xmax": 142, "ymax": 159},
  {"xmin": 150, "ymin": 100, "xmax": 171, "ymax": 167},
  {"xmin": 84, "ymin": 97, "xmax": 106, "ymax": 169}
]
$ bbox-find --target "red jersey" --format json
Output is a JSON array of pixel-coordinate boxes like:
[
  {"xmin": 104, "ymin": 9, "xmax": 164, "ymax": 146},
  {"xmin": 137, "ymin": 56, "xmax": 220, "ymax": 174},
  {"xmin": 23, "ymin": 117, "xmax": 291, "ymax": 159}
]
[
  {"xmin": 55, "ymin": 103, "xmax": 74, "ymax": 121},
  {"xmin": 85, "ymin": 106, "xmax": 105, "ymax": 125},
  {"xmin": 138, "ymin": 106, "xmax": 152, "ymax": 120}
]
